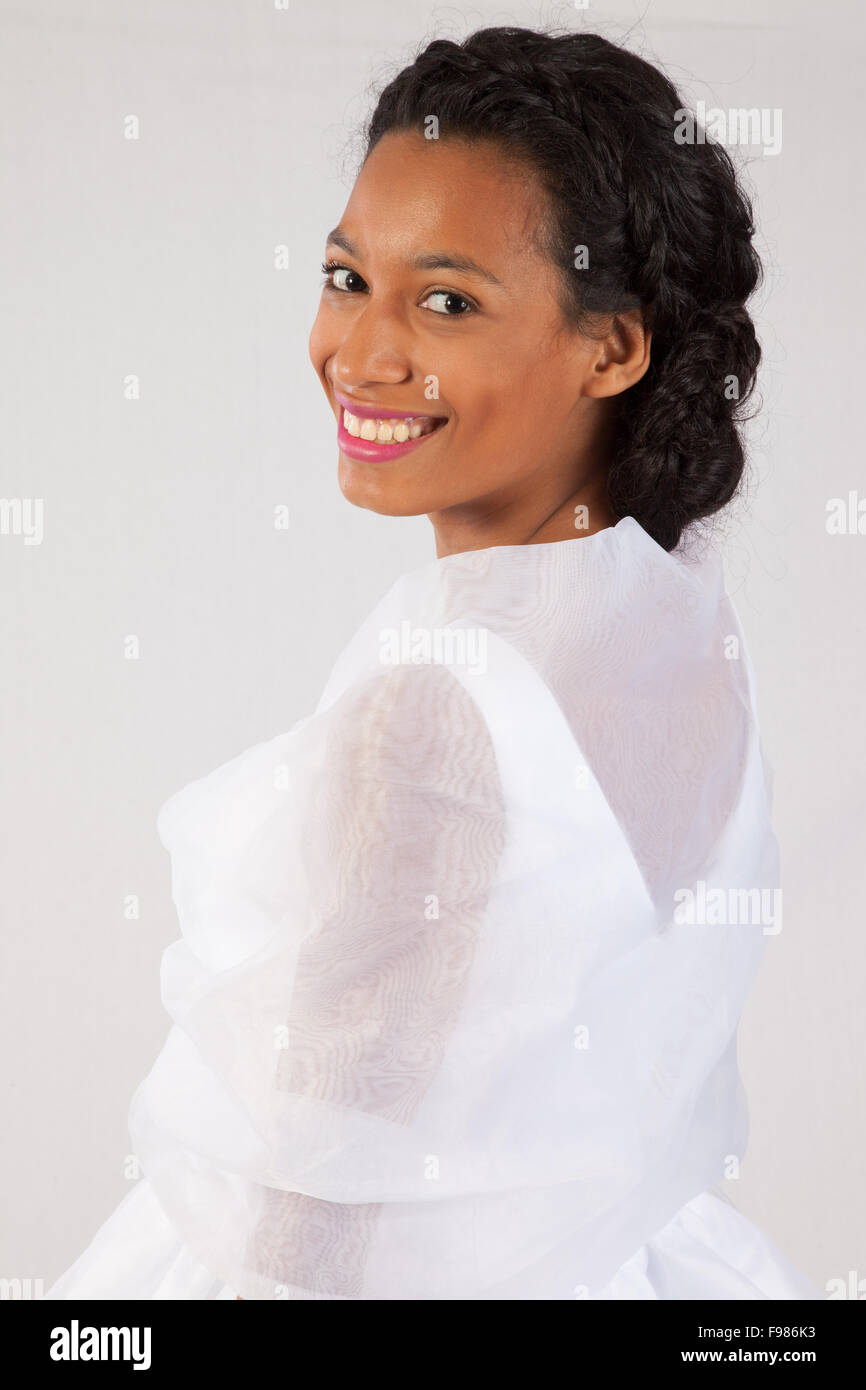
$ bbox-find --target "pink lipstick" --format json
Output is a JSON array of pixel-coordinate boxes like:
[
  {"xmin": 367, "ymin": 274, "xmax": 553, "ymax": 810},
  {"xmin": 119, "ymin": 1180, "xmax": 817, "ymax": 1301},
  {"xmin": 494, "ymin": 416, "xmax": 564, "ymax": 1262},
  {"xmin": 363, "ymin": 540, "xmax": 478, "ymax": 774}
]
[{"xmin": 334, "ymin": 390, "xmax": 448, "ymax": 463}]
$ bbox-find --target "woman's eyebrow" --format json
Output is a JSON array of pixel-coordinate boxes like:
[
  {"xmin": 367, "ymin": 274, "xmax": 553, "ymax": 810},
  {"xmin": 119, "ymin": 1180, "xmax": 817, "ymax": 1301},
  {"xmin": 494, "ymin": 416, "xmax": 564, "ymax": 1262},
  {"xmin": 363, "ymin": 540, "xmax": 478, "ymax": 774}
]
[
  {"xmin": 325, "ymin": 227, "xmax": 504, "ymax": 288},
  {"xmin": 412, "ymin": 250, "xmax": 504, "ymax": 288}
]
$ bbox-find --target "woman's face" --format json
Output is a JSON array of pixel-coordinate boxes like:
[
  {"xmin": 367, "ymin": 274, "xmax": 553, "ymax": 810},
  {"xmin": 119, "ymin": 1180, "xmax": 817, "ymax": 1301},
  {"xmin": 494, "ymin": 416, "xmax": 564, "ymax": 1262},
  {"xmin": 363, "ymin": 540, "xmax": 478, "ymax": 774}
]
[{"xmin": 309, "ymin": 129, "xmax": 645, "ymax": 552}]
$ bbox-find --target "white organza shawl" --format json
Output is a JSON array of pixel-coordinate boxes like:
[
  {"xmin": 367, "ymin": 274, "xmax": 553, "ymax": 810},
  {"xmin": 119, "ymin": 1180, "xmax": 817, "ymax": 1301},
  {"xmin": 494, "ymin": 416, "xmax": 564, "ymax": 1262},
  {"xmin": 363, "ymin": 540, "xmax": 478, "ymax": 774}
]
[{"xmin": 128, "ymin": 516, "xmax": 777, "ymax": 1299}]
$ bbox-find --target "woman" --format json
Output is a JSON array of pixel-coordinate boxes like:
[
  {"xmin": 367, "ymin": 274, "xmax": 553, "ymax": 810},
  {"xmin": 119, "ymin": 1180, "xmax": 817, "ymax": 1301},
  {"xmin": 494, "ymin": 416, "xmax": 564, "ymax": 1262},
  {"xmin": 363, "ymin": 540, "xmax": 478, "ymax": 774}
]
[{"xmin": 44, "ymin": 26, "xmax": 819, "ymax": 1300}]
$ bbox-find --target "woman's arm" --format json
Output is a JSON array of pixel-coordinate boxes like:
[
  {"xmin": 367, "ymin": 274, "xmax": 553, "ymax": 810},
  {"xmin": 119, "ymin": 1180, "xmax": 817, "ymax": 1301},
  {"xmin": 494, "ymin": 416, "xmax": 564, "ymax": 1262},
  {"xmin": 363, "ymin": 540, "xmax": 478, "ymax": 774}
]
[{"xmin": 243, "ymin": 660, "xmax": 505, "ymax": 1298}]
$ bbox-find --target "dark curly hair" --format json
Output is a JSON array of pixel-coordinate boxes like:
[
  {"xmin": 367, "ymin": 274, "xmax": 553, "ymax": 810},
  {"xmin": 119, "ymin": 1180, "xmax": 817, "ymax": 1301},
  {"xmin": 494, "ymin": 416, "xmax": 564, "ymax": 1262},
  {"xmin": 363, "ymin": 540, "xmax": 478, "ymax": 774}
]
[{"xmin": 362, "ymin": 27, "xmax": 763, "ymax": 552}]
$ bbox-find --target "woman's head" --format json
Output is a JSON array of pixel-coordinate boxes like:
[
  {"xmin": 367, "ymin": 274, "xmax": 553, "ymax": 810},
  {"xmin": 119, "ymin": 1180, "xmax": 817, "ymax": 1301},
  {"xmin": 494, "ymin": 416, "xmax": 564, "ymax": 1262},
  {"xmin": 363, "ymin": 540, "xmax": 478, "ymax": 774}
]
[{"xmin": 309, "ymin": 27, "xmax": 762, "ymax": 554}]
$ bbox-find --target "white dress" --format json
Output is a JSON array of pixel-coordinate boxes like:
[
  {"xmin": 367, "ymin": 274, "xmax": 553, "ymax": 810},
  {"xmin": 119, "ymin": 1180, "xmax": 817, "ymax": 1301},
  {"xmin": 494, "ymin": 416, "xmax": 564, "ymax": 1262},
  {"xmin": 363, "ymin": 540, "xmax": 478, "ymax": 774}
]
[{"xmin": 43, "ymin": 517, "xmax": 821, "ymax": 1301}]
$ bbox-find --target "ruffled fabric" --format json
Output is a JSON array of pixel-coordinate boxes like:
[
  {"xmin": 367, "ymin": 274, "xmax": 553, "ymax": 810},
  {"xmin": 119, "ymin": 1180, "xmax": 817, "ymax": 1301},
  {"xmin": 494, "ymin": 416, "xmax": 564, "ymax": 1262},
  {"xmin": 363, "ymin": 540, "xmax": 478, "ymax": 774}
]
[
  {"xmin": 595, "ymin": 1191, "xmax": 821, "ymax": 1300},
  {"xmin": 44, "ymin": 1179, "xmax": 820, "ymax": 1301},
  {"xmin": 43, "ymin": 518, "xmax": 817, "ymax": 1300}
]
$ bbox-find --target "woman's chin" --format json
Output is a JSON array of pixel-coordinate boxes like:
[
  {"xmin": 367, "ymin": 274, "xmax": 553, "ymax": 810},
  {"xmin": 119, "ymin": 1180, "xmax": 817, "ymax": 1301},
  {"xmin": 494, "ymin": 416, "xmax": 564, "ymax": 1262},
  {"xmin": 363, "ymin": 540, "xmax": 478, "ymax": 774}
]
[{"xmin": 338, "ymin": 461, "xmax": 429, "ymax": 517}]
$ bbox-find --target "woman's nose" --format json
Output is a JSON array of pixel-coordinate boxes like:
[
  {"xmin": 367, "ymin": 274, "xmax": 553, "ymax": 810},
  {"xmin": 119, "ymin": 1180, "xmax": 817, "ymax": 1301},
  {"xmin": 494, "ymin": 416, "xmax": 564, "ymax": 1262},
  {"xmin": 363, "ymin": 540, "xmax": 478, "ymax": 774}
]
[{"xmin": 331, "ymin": 301, "xmax": 413, "ymax": 390}]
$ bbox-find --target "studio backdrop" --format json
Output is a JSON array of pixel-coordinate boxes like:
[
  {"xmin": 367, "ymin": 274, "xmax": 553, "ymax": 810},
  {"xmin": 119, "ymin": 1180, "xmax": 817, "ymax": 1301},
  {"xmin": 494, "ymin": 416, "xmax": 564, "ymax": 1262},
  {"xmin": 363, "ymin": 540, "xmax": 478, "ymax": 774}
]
[{"xmin": 1, "ymin": 0, "xmax": 863, "ymax": 1296}]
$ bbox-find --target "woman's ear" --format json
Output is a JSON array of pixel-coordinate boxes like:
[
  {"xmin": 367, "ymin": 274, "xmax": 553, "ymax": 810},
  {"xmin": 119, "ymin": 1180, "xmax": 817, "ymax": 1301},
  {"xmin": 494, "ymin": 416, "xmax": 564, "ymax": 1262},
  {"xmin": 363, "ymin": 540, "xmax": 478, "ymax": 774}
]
[{"xmin": 582, "ymin": 308, "xmax": 652, "ymax": 399}]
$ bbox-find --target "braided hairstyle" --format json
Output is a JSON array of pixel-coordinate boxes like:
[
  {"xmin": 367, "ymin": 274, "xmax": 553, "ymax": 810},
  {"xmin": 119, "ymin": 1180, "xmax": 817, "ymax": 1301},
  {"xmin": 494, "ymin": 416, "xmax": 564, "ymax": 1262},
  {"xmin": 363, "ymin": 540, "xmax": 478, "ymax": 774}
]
[{"xmin": 363, "ymin": 27, "xmax": 763, "ymax": 552}]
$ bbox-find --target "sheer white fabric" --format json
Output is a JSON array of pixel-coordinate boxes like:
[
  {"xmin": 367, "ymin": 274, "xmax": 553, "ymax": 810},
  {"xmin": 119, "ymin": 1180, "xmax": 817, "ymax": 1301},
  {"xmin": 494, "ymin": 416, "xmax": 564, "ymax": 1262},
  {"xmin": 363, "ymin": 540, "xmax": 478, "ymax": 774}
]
[{"xmin": 43, "ymin": 517, "xmax": 820, "ymax": 1300}]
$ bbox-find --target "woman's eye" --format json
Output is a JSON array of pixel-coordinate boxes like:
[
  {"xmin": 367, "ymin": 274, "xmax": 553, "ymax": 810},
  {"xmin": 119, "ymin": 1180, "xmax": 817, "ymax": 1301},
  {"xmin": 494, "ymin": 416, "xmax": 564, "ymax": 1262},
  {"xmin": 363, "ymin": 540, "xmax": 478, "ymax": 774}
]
[
  {"xmin": 319, "ymin": 261, "xmax": 475, "ymax": 316},
  {"xmin": 321, "ymin": 261, "xmax": 366, "ymax": 293},
  {"xmin": 420, "ymin": 289, "xmax": 475, "ymax": 317}
]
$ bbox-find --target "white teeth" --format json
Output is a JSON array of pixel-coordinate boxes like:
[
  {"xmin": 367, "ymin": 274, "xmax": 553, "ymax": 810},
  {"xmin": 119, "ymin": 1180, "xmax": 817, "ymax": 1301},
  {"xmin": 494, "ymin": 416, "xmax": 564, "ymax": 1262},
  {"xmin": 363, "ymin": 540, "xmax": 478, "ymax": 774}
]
[{"xmin": 342, "ymin": 408, "xmax": 440, "ymax": 443}]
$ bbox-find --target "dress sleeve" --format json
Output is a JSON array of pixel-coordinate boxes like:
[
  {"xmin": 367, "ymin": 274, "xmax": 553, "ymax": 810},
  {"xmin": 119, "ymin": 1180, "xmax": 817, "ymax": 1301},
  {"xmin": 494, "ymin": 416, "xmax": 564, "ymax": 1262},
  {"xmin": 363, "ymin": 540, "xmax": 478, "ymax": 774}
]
[{"xmin": 246, "ymin": 661, "xmax": 507, "ymax": 1298}]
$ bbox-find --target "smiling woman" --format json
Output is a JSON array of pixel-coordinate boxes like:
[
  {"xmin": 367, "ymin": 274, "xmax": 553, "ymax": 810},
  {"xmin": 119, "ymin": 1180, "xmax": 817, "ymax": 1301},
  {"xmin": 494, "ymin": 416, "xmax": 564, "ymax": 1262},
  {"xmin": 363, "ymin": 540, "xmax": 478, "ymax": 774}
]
[
  {"xmin": 43, "ymin": 25, "xmax": 818, "ymax": 1304},
  {"xmin": 309, "ymin": 127, "xmax": 636, "ymax": 549},
  {"xmin": 307, "ymin": 27, "xmax": 761, "ymax": 558}
]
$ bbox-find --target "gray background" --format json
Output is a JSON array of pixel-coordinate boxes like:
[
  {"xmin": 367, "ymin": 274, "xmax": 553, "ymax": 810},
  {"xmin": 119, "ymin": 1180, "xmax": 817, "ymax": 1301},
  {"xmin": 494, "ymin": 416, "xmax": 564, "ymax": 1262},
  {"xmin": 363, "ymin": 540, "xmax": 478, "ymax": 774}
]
[{"xmin": 2, "ymin": 0, "xmax": 862, "ymax": 1295}]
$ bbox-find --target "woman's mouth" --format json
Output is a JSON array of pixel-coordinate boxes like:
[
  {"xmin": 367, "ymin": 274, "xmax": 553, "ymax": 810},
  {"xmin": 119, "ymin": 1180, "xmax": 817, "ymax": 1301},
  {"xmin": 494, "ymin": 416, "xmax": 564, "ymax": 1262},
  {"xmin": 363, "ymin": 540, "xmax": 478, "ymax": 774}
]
[{"xmin": 336, "ymin": 406, "xmax": 448, "ymax": 462}]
